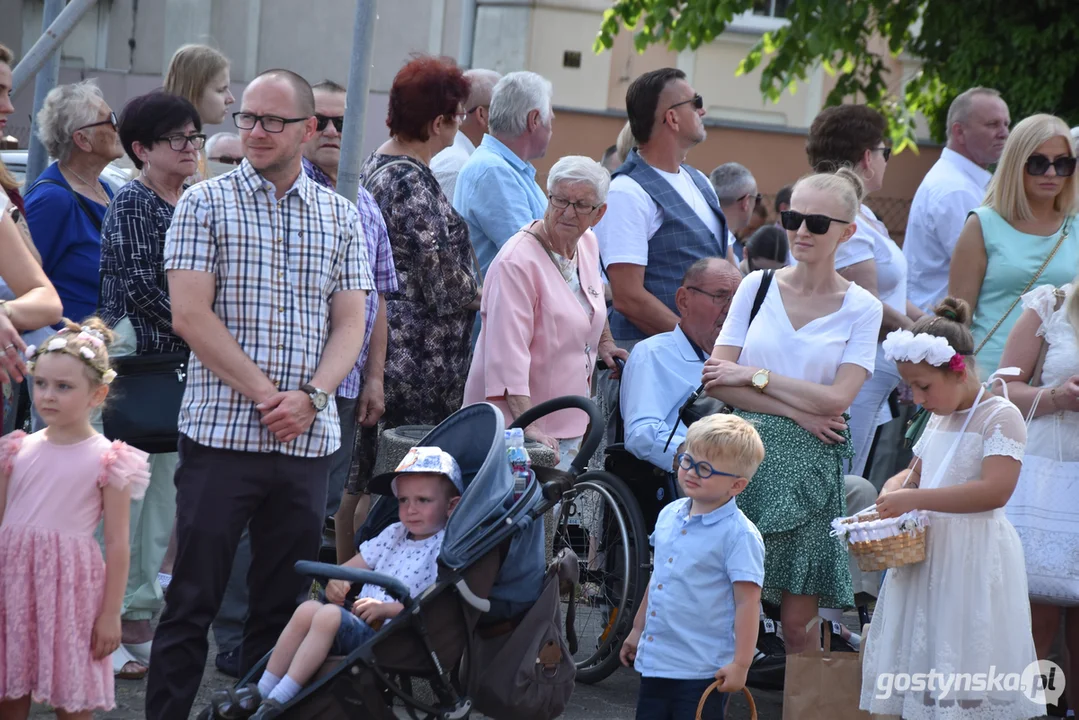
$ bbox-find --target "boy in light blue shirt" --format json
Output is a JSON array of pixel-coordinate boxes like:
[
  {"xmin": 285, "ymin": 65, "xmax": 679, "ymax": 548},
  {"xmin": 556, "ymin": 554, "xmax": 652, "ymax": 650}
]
[{"xmin": 620, "ymin": 414, "xmax": 765, "ymax": 719}]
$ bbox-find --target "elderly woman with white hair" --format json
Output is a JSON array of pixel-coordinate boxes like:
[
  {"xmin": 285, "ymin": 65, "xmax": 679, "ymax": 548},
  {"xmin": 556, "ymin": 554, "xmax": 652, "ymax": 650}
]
[
  {"xmin": 464, "ymin": 156, "xmax": 628, "ymax": 466},
  {"xmin": 24, "ymin": 79, "xmax": 123, "ymax": 323}
]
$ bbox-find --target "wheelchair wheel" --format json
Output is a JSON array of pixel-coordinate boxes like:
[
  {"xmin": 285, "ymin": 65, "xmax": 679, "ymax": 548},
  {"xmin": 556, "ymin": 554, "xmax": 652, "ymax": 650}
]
[{"xmin": 555, "ymin": 471, "xmax": 648, "ymax": 684}]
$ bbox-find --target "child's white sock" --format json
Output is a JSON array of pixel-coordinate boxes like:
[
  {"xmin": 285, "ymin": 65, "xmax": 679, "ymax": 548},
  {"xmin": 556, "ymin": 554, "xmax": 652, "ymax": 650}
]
[
  {"xmin": 267, "ymin": 675, "xmax": 303, "ymax": 705},
  {"xmin": 257, "ymin": 670, "xmax": 281, "ymax": 698}
]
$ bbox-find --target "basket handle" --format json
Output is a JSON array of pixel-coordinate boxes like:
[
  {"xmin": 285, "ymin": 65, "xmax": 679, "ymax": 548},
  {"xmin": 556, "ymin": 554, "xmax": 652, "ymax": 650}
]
[{"xmin": 695, "ymin": 683, "xmax": 756, "ymax": 720}]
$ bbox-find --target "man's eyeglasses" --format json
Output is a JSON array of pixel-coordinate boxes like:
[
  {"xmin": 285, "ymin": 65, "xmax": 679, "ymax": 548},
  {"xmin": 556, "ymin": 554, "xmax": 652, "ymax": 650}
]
[
  {"xmin": 159, "ymin": 133, "xmax": 207, "ymax": 151},
  {"xmin": 668, "ymin": 94, "xmax": 704, "ymax": 113},
  {"xmin": 780, "ymin": 210, "xmax": 851, "ymax": 235},
  {"xmin": 676, "ymin": 453, "xmax": 740, "ymax": 480},
  {"xmin": 1026, "ymin": 153, "xmax": 1077, "ymax": 177},
  {"xmin": 737, "ymin": 192, "xmax": 763, "ymax": 208},
  {"xmin": 549, "ymin": 194, "xmax": 601, "ymax": 214},
  {"xmin": 465, "ymin": 105, "xmax": 488, "ymax": 115},
  {"xmin": 685, "ymin": 286, "xmax": 732, "ymax": 307},
  {"xmin": 315, "ymin": 114, "xmax": 344, "ymax": 133},
  {"xmin": 75, "ymin": 111, "xmax": 117, "ymax": 133},
  {"xmin": 233, "ymin": 112, "xmax": 309, "ymax": 133},
  {"xmin": 210, "ymin": 155, "xmax": 243, "ymax": 166},
  {"xmin": 872, "ymin": 146, "xmax": 892, "ymax": 162}
]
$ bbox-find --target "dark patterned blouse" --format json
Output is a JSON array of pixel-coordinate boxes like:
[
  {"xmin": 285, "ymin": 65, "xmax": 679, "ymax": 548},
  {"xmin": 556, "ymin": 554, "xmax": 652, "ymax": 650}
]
[{"xmin": 358, "ymin": 153, "xmax": 479, "ymax": 428}]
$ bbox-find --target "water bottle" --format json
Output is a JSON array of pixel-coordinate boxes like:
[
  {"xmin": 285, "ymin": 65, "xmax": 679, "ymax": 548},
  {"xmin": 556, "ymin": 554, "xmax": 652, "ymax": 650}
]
[{"xmin": 505, "ymin": 428, "xmax": 531, "ymax": 500}]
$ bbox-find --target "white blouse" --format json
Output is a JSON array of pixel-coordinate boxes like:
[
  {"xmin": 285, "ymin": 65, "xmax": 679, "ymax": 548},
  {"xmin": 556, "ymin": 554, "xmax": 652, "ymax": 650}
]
[{"xmin": 716, "ymin": 270, "xmax": 883, "ymax": 386}]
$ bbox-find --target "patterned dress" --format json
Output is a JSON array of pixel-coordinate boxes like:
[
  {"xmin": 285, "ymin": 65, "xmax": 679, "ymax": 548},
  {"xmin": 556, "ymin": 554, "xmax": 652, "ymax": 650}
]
[{"xmin": 358, "ymin": 153, "xmax": 479, "ymax": 429}]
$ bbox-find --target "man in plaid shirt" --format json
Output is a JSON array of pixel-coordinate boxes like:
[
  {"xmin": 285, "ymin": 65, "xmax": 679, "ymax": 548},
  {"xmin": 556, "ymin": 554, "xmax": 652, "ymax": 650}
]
[{"xmin": 146, "ymin": 69, "xmax": 374, "ymax": 720}]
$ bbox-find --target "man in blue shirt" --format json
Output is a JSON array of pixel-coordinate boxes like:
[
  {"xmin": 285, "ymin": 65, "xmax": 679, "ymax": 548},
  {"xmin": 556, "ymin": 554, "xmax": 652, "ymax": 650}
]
[
  {"xmin": 621, "ymin": 257, "xmax": 742, "ymax": 470},
  {"xmin": 453, "ymin": 71, "xmax": 553, "ymax": 276}
]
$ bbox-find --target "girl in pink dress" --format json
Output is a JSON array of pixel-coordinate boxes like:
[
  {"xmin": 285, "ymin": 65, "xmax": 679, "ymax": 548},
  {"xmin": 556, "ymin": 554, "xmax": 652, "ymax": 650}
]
[{"xmin": 0, "ymin": 318, "xmax": 149, "ymax": 719}]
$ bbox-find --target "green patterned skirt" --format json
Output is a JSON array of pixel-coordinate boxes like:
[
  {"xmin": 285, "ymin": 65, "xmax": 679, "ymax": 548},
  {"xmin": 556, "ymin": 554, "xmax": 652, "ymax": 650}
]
[{"xmin": 734, "ymin": 410, "xmax": 855, "ymax": 609}]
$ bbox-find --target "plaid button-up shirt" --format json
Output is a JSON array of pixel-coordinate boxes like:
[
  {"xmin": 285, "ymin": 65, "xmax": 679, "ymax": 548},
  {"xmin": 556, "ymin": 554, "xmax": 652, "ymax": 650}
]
[
  {"xmin": 302, "ymin": 158, "xmax": 398, "ymax": 399},
  {"xmin": 164, "ymin": 160, "xmax": 375, "ymax": 457}
]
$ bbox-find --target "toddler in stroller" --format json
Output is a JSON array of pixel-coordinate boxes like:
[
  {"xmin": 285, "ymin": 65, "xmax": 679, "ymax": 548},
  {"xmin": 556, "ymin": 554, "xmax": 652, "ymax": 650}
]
[{"xmin": 212, "ymin": 448, "xmax": 464, "ymax": 719}]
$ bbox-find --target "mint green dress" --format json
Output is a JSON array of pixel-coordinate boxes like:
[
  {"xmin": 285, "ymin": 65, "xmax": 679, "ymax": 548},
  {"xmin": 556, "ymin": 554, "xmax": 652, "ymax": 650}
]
[{"xmin": 970, "ymin": 207, "xmax": 1078, "ymax": 379}]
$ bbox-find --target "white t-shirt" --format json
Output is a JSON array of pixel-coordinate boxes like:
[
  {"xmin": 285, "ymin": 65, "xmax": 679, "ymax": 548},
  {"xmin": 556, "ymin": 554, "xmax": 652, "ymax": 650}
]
[
  {"xmin": 835, "ymin": 204, "xmax": 907, "ymax": 314},
  {"xmin": 430, "ymin": 132, "xmax": 476, "ymax": 201},
  {"xmin": 716, "ymin": 270, "xmax": 883, "ymax": 386},
  {"xmin": 357, "ymin": 522, "xmax": 444, "ymax": 604},
  {"xmin": 595, "ymin": 169, "xmax": 724, "ymax": 267}
]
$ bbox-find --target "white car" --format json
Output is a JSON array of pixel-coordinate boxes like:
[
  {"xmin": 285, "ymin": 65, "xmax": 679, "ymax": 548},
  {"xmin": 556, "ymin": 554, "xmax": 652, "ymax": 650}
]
[{"xmin": 1, "ymin": 149, "xmax": 132, "ymax": 194}]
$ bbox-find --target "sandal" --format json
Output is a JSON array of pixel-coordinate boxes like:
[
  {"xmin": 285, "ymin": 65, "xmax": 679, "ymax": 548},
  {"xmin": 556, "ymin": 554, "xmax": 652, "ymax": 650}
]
[
  {"xmin": 210, "ymin": 683, "xmax": 261, "ymax": 719},
  {"xmin": 111, "ymin": 646, "xmax": 148, "ymax": 680}
]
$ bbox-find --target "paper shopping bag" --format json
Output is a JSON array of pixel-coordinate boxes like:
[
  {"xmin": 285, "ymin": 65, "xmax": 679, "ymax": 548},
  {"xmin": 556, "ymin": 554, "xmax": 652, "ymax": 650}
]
[{"xmin": 782, "ymin": 617, "xmax": 871, "ymax": 720}]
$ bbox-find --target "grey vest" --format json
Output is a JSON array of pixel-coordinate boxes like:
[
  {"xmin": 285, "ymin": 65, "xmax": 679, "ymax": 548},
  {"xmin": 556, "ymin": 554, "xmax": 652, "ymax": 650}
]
[{"xmin": 608, "ymin": 150, "xmax": 729, "ymax": 341}]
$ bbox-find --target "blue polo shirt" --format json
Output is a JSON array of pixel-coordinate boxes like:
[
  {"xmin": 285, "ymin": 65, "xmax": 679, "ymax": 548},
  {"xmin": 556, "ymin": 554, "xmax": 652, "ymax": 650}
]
[
  {"xmin": 452, "ymin": 134, "xmax": 548, "ymax": 276},
  {"xmin": 635, "ymin": 497, "xmax": 765, "ymax": 680}
]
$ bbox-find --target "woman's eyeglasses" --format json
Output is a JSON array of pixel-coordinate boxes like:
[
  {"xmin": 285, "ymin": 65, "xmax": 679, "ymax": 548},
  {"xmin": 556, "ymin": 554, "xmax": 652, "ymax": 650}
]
[
  {"xmin": 233, "ymin": 112, "xmax": 308, "ymax": 133},
  {"xmin": 315, "ymin": 114, "xmax": 344, "ymax": 132},
  {"xmin": 873, "ymin": 146, "xmax": 892, "ymax": 162},
  {"xmin": 675, "ymin": 453, "xmax": 739, "ymax": 480},
  {"xmin": 1025, "ymin": 153, "xmax": 1077, "ymax": 178},
  {"xmin": 159, "ymin": 133, "xmax": 207, "ymax": 151},
  {"xmin": 549, "ymin": 195, "xmax": 600, "ymax": 214},
  {"xmin": 75, "ymin": 112, "xmax": 118, "ymax": 133},
  {"xmin": 780, "ymin": 210, "xmax": 851, "ymax": 235}
]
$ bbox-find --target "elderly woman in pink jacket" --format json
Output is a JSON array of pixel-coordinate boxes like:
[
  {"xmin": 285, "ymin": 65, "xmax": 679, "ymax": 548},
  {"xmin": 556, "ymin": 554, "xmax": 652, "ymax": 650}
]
[{"xmin": 464, "ymin": 156, "xmax": 627, "ymax": 468}]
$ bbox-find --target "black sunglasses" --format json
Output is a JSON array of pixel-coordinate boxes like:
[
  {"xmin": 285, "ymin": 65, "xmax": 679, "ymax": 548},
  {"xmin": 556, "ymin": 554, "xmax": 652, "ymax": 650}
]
[
  {"xmin": 210, "ymin": 155, "xmax": 243, "ymax": 166},
  {"xmin": 315, "ymin": 114, "xmax": 344, "ymax": 132},
  {"xmin": 668, "ymin": 94, "xmax": 704, "ymax": 113},
  {"xmin": 1026, "ymin": 153, "xmax": 1077, "ymax": 178},
  {"xmin": 75, "ymin": 111, "xmax": 118, "ymax": 133},
  {"xmin": 873, "ymin": 146, "xmax": 892, "ymax": 162},
  {"xmin": 780, "ymin": 210, "xmax": 851, "ymax": 235}
]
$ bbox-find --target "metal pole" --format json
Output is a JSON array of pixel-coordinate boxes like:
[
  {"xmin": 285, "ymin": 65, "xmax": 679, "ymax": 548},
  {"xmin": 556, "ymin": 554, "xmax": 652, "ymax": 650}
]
[
  {"xmin": 458, "ymin": 0, "xmax": 476, "ymax": 69},
  {"xmin": 336, "ymin": 0, "xmax": 377, "ymax": 205},
  {"xmin": 11, "ymin": 0, "xmax": 99, "ymax": 94},
  {"xmin": 24, "ymin": 0, "xmax": 65, "ymax": 187}
]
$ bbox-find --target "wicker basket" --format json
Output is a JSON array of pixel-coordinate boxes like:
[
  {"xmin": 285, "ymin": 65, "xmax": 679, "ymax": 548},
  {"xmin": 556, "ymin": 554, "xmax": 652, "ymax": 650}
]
[{"xmin": 836, "ymin": 510, "xmax": 928, "ymax": 572}]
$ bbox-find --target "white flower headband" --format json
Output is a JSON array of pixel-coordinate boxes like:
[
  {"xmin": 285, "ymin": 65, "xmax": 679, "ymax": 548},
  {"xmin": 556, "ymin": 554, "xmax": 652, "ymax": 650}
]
[
  {"xmin": 882, "ymin": 329, "xmax": 967, "ymax": 372},
  {"xmin": 25, "ymin": 326, "xmax": 116, "ymax": 385}
]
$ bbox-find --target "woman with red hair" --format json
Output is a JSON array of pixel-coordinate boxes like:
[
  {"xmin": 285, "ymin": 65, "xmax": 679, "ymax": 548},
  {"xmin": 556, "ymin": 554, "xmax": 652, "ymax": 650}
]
[{"xmin": 350, "ymin": 57, "xmax": 479, "ymax": 494}]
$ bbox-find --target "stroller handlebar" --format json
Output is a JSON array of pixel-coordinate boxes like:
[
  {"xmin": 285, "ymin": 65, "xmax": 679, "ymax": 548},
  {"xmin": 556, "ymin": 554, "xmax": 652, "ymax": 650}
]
[
  {"xmin": 509, "ymin": 395, "xmax": 604, "ymax": 476},
  {"xmin": 294, "ymin": 561, "xmax": 413, "ymax": 607}
]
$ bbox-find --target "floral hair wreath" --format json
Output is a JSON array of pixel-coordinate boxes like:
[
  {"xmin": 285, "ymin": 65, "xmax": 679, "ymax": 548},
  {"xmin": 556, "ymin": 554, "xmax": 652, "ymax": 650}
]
[
  {"xmin": 882, "ymin": 329, "xmax": 967, "ymax": 373},
  {"xmin": 25, "ymin": 326, "xmax": 117, "ymax": 385}
]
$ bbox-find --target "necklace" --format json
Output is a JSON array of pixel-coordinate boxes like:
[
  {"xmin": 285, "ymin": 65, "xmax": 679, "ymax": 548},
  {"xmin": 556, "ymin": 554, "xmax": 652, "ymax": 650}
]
[
  {"xmin": 63, "ymin": 164, "xmax": 110, "ymax": 206},
  {"xmin": 138, "ymin": 173, "xmax": 181, "ymax": 206}
]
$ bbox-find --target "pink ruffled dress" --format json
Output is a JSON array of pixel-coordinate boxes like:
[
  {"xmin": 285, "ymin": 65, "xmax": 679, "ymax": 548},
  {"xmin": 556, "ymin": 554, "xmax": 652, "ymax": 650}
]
[{"xmin": 0, "ymin": 431, "xmax": 149, "ymax": 712}]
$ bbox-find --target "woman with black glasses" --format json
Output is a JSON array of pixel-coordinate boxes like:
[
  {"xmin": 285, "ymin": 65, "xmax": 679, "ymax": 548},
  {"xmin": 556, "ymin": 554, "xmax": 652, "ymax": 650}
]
[
  {"xmin": 950, "ymin": 113, "xmax": 1079, "ymax": 378},
  {"xmin": 703, "ymin": 168, "xmax": 883, "ymax": 655},
  {"xmin": 95, "ymin": 90, "xmax": 202, "ymax": 680},
  {"xmin": 806, "ymin": 104, "xmax": 923, "ymax": 478}
]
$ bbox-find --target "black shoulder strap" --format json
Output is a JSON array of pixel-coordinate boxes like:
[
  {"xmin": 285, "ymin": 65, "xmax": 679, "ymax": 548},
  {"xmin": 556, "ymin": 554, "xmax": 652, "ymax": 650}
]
[
  {"xmin": 25, "ymin": 178, "xmax": 103, "ymax": 234},
  {"xmin": 749, "ymin": 269, "xmax": 774, "ymax": 327}
]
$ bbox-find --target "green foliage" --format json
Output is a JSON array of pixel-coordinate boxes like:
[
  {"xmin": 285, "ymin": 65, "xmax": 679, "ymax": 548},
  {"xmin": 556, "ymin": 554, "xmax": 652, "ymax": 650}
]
[{"xmin": 594, "ymin": 0, "xmax": 1079, "ymax": 152}]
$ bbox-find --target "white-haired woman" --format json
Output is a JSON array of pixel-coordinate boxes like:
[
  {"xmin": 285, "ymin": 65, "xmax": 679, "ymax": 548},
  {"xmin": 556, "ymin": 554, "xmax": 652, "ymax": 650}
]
[
  {"xmin": 24, "ymin": 80, "xmax": 123, "ymax": 323},
  {"xmin": 950, "ymin": 113, "xmax": 1079, "ymax": 378},
  {"xmin": 464, "ymin": 155, "xmax": 628, "ymax": 467},
  {"xmin": 702, "ymin": 168, "xmax": 884, "ymax": 653}
]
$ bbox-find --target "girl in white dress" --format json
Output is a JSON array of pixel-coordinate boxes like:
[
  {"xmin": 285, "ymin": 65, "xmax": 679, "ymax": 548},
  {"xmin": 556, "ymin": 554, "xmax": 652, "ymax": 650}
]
[
  {"xmin": 860, "ymin": 298, "xmax": 1042, "ymax": 720},
  {"xmin": 998, "ymin": 279, "xmax": 1079, "ymax": 706}
]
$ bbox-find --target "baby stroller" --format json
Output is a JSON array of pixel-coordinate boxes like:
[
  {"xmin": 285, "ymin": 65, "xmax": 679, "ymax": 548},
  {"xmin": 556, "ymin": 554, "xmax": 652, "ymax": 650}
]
[{"xmin": 198, "ymin": 396, "xmax": 603, "ymax": 720}]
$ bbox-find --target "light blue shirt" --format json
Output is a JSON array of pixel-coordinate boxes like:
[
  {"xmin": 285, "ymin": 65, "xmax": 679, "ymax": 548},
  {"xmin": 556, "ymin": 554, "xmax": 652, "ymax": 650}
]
[
  {"xmin": 635, "ymin": 497, "xmax": 765, "ymax": 680},
  {"xmin": 453, "ymin": 134, "xmax": 548, "ymax": 275},
  {"xmin": 621, "ymin": 325, "xmax": 709, "ymax": 470}
]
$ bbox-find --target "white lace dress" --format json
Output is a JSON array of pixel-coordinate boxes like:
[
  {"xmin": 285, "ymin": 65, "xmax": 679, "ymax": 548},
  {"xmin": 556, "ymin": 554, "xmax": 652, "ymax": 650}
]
[
  {"xmin": 1005, "ymin": 283, "xmax": 1079, "ymax": 604},
  {"xmin": 860, "ymin": 395, "xmax": 1043, "ymax": 719}
]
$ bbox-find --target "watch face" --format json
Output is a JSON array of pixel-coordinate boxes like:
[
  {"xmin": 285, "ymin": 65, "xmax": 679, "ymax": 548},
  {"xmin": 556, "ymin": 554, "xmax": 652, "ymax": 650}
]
[
  {"xmin": 312, "ymin": 391, "xmax": 329, "ymax": 410},
  {"xmin": 752, "ymin": 370, "xmax": 768, "ymax": 387}
]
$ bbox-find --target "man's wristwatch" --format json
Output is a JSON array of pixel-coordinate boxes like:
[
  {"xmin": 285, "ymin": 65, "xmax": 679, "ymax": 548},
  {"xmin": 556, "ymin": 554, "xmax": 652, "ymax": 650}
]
[
  {"xmin": 301, "ymin": 384, "xmax": 330, "ymax": 411},
  {"xmin": 751, "ymin": 368, "xmax": 771, "ymax": 393}
]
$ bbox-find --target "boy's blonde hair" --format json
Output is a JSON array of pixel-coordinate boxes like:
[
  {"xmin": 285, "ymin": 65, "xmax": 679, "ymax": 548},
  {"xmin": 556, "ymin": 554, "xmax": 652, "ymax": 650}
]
[{"xmin": 684, "ymin": 414, "xmax": 765, "ymax": 480}]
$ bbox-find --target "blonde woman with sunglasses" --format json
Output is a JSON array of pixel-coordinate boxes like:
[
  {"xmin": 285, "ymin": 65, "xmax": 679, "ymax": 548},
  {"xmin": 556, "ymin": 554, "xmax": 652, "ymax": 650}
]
[{"xmin": 950, "ymin": 113, "xmax": 1079, "ymax": 379}]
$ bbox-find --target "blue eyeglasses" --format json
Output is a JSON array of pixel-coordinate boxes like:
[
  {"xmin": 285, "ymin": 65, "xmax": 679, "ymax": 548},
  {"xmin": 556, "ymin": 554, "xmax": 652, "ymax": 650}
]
[{"xmin": 676, "ymin": 453, "xmax": 740, "ymax": 480}]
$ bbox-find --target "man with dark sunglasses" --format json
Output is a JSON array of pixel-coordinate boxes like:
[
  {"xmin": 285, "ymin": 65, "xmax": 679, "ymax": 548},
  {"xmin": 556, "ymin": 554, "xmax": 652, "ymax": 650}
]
[
  {"xmin": 710, "ymin": 162, "xmax": 761, "ymax": 264},
  {"xmin": 431, "ymin": 68, "xmax": 501, "ymax": 199},
  {"xmin": 205, "ymin": 132, "xmax": 243, "ymax": 171},
  {"xmin": 301, "ymin": 79, "xmax": 347, "ymax": 188}
]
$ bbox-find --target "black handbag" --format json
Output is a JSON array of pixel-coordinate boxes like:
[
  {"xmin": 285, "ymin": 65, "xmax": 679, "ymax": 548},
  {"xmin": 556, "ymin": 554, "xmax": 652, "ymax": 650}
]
[{"xmin": 101, "ymin": 352, "xmax": 188, "ymax": 454}]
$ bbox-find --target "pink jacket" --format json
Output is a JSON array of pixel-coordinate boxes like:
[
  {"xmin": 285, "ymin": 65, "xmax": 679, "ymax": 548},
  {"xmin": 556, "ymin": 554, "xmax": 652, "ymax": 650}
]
[{"xmin": 463, "ymin": 228, "xmax": 607, "ymax": 438}]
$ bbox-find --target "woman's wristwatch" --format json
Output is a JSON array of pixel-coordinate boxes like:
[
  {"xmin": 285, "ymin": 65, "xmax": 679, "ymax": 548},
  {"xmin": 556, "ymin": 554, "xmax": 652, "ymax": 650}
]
[{"xmin": 751, "ymin": 368, "xmax": 771, "ymax": 393}]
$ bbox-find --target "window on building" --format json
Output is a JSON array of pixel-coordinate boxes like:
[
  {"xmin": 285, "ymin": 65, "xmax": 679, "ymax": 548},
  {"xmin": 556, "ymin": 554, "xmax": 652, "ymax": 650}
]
[
  {"xmin": 752, "ymin": 0, "xmax": 791, "ymax": 18},
  {"xmin": 731, "ymin": 0, "xmax": 791, "ymax": 32}
]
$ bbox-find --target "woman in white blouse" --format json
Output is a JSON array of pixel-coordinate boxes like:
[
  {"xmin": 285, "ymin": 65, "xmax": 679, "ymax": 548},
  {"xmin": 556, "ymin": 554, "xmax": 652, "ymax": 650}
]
[
  {"xmin": 703, "ymin": 168, "xmax": 884, "ymax": 653},
  {"xmin": 806, "ymin": 104, "xmax": 925, "ymax": 478}
]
